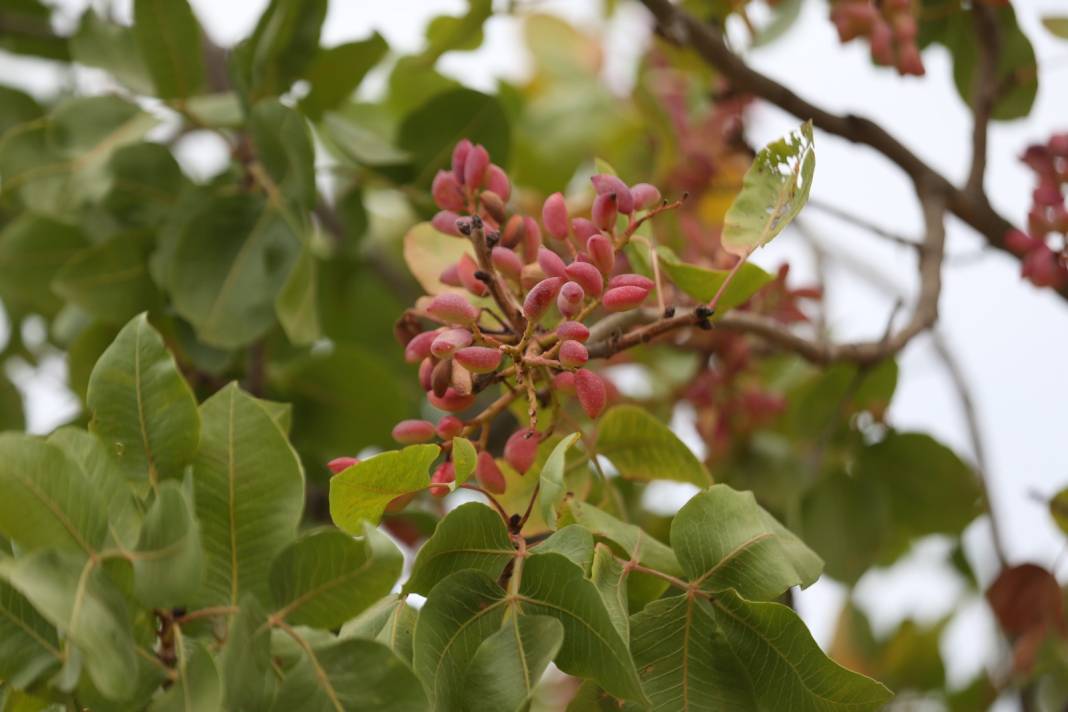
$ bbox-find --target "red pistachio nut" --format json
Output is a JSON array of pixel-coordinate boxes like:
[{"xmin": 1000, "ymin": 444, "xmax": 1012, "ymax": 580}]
[
  {"xmin": 504, "ymin": 427, "xmax": 541, "ymax": 474},
  {"xmin": 552, "ymin": 371, "xmax": 576, "ymax": 393},
  {"xmin": 428, "ymin": 292, "xmax": 479, "ymax": 325},
  {"xmin": 586, "ymin": 234, "xmax": 615, "ymax": 275},
  {"xmin": 537, "ymin": 246, "xmax": 568, "ymax": 280},
  {"xmin": 418, "ymin": 357, "xmax": 434, "ymax": 391},
  {"xmin": 630, "ymin": 183, "xmax": 661, "ymax": 211},
  {"xmin": 405, "ymin": 330, "xmax": 440, "ymax": 363},
  {"xmin": 491, "ymin": 246, "xmax": 523, "ymax": 279},
  {"xmin": 432, "ymin": 170, "xmax": 465, "ymax": 212},
  {"xmin": 521, "ymin": 216, "xmax": 543, "ymax": 262},
  {"xmin": 439, "ymin": 262, "xmax": 462, "ymax": 287},
  {"xmin": 501, "ymin": 214, "xmax": 526, "ymax": 248},
  {"xmin": 430, "ymin": 462, "xmax": 455, "ymax": 497},
  {"xmin": 592, "ymin": 192, "xmax": 618, "ymax": 231},
  {"xmin": 327, "ymin": 457, "xmax": 359, "ymax": 475},
  {"xmin": 451, "ymin": 139, "xmax": 473, "ymax": 183},
  {"xmin": 392, "ymin": 419, "xmax": 437, "ymax": 444},
  {"xmin": 564, "ymin": 261, "xmax": 603, "ymax": 297},
  {"xmin": 431, "ymin": 327, "xmax": 474, "ymax": 358},
  {"xmin": 485, "ymin": 164, "xmax": 511, "ymax": 201},
  {"xmin": 542, "ymin": 192, "xmax": 570, "ymax": 240},
  {"xmin": 575, "ymin": 368, "xmax": 607, "ymax": 419},
  {"xmin": 557, "ymin": 280, "xmax": 585, "ymax": 319},
  {"xmin": 432, "ymin": 210, "xmax": 463, "ymax": 236},
  {"xmin": 591, "ymin": 174, "xmax": 634, "ymax": 214},
  {"xmin": 428, "ymin": 388, "xmax": 475, "ymax": 412},
  {"xmin": 559, "ymin": 340, "xmax": 589, "ymax": 368},
  {"xmin": 475, "ymin": 451, "xmax": 507, "ymax": 494},
  {"xmin": 464, "ymin": 144, "xmax": 490, "ymax": 188},
  {"xmin": 570, "ymin": 218, "xmax": 600, "ymax": 241},
  {"xmin": 556, "ymin": 320, "xmax": 590, "ymax": 342},
  {"xmin": 480, "ymin": 190, "xmax": 506, "ymax": 223},
  {"xmin": 608, "ymin": 273, "xmax": 654, "ymax": 291},
  {"xmin": 523, "ymin": 277, "xmax": 563, "ymax": 322},
  {"xmin": 602, "ymin": 285, "xmax": 650, "ymax": 312},
  {"xmin": 436, "ymin": 415, "xmax": 464, "ymax": 440},
  {"xmin": 457, "ymin": 253, "xmax": 489, "ymax": 297},
  {"xmin": 454, "ymin": 346, "xmax": 503, "ymax": 374}
]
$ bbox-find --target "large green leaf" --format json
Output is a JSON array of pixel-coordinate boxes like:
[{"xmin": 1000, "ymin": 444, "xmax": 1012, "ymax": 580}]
[
  {"xmin": 539, "ymin": 433, "xmax": 582, "ymax": 528},
  {"xmin": 70, "ymin": 10, "xmax": 153, "ymax": 94},
  {"xmin": 0, "ymin": 550, "xmax": 136, "ymax": 701},
  {"xmin": 630, "ymin": 595, "xmax": 756, "ymax": 711},
  {"xmin": 1044, "ymin": 16, "xmax": 1068, "ymax": 39},
  {"xmin": 341, "ymin": 595, "xmax": 418, "ymax": 664},
  {"xmin": 249, "ymin": 99, "xmax": 316, "ymax": 212},
  {"xmin": 193, "ymin": 383, "xmax": 305, "ymax": 606},
  {"xmin": 591, "ymin": 543, "xmax": 629, "ymax": 641},
  {"xmin": 412, "ymin": 570, "xmax": 509, "ymax": 710},
  {"xmin": 132, "ymin": 480, "xmax": 203, "ymax": 608},
  {"xmin": 269, "ymin": 636, "xmax": 428, "ymax": 712},
  {"xmin": 0, "ymin": 581, "xmax": 61, "ymax": 688},
  {"xmin": 87, "ymin": 313, "xmax": 200, "ymax": 484},
  {"xmin": 148, "ymin": 638, "xmax": 221, "ymax": 712},
  {"xmin": 218, "ymin": 596, "xmax": 276, "ymax": 712},
  {"xmin": 517, "ymin": 554, "xmax": 647, "ymax": 704},
  {"xmin": 801, "ymin": 471, "xmax": 890, "ymax": 585},
  {"xmin": 132, "ymin": 0, "xmax": 204, "ymax": 99},
  {"xmin": 103, "ymin": 142, "xmax": 186, "ymax": 229},
  {"xmin": 558, "ymin": 498, "xmax": 682, "ymax": 577},
  {"xmin": 404, "ymin": 502, "xmax": 513, "ymax": 596},
  {"xmin": 53, "ymin": 231, "xmax": 160, "ymax": 324},
  {"xmin": 330, "ymin": 445, "xmax": 441, "ymax": 532},
  {"xmin": 531, "ymin": 525, "xmax": 595, "ymax": 574},
  {"xmin": 462, "ymin": 614, "xmax": 564, "ymax": 712},
  {"xmin": 671, "ymin": 485, "xmax": 822, "ymax": 600},
  {"xmin": 239, "ymin": 0, "xmax": 328, "ymax": 100},
  {"xmin": 595, "ymin": 405, "xmax": 710, "ymax": 486},
  {"xmin": 721, "ymin": 121, "xmax": 814, "ymax": 257},
  {"xmin": 269, "ymin": 526, "xmax": 402, "ymax": 629},
  {"xmin": 275, "ymin": 246, "xmax": 321, "ymax": 346},
  {"xmin": 300, "ymin": 33, "xmax": 389, "ymax": 119},
  {"xmin": 711, "ymin": 590, "xmax": 893, "ymax": 711},
  {"xmin": 0, "ymin": 434, "xmax": 107, "ymax": 555},
  {"xmin": 0, "ymin": 215, "xmax": 88, "ymax": 315}
]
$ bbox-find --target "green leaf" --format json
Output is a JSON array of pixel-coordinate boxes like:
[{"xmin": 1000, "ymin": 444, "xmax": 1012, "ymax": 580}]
[
  {"xmin": 330, "ymin": 445, "xmax": 441, "ymax": 532},
  {"xmin": 423, "ymin": 0, "xmax": 493, "ymax": 58},
  {"xmin": 1051, "ymin": 488, "xmax": 1068, "ymax": 536},
  {"xmin": 133, "ymin": 480, "xmax": 203, "ymax": 608},
  {"xmin": 0, "ymin": 215, "xmax": 88, "ymax": 315},
  {"xmin": 0, "ymin": 581, "xmax": 61, "ymax": 688},
  {"xmin": 630, "ymin": 595, "xmax": 756, "ymax": 711},
  {"xmin": 403, "ymin": 221, "xmax": 481, "ymax": 297},
  {"xmin": 711, "ymin": 590, "xmax": 893, "ymax": 711},
  {"xmin": 87, "ymin": 313, "xmax": 200, "ymax": 483},
  {"xmin": 104, "ymin": 142, "xmax": 187, "ymax": 228},
  {"xmin": 397, "ymin": 88, "xmax": 511, "ymax": 186},
  {"xmin": 539, "ymin": 432, "xmax": 582, "ymax": 528},
  {"xmin": 148, "ymin": 638, "xmax": 221, "ymax": 712},
  {"xmin": 218, "ymin": 596, "xmax": 275, "ymax": 712},
  {"xmin": 257, "ymin": 398, "xmax": 293, "ymax": 435},
  {"xmin": 194, "ymin": 382, "xmax": 305, "ymax": 606},
  {"xmin": 270, "ymin": 636, "xmax": 428, "ymax": 712},
  {"xmin": 169, "ymin": 193, "xmax": 302, "ymax": 349},
  {"xmin": 412, "ymin": 570, "xmax": 508, "ymax": 710},
  {"xmin": 275, "ymin": 246, "xmax": 321, "ymax": 346},
  {"xmin": 596, "ymin": 405, "xmax": 710, "ymax": 486},
  {"xmin": 0, "ymin": 550, "xmax": 136, "ymax": 701},
  {"xmin": 1044, "ymin": 16, "xmax": 1068, "ymax": 39},
  {"xmin": 655, "ymin": 247, "xmax": 773, "ymax": 314},
  {"xmin": 404, "ymin": 502, "xmax": 513, "ymax": 596},
  {"xmin": 591, "ymin": 544, "xmax": 629, "ymax": 641},
  {"xmin": 300, "ymin": 33, "xmax": 389, "ymax": 118},
  {"xmin": 239, "ymin": 0, "xmax": 328, "ymax": 100},
  {"xmin": 801, "ymin": 471, "xmax": 890, "ymax": 585},
  {"xmin": 0, "ymin": 0, "xmax": 70, "ymax": 60},
  {"xmin": 671, "ymin": 485, "xmax": 822, "ymax": 600},
  {"xmin": 721, "ymin": 120, "xmax": 814, "ymax": 257},
  {"xmin": 53, "ymin": 231, "xmax": 160, "ymax": 323},
  {"xmin": 462, "ymin": 614, "xmax": 564, "ymax": 712},
  {"xmin": 450, "ymin": 436, "xmax": 478, "ymax": 491},
  {"xmin": 531, "ymin": 525, "xmax": 594, "ymax": 574},
  {"xmin": 559, "ymin": 498, "xmax": 683, "ymax": 577},
  {"xmin": 269, "ymin": 525, "xmax": 402, "ymax": 629},
  {"xmin": 0, "ymin": 373, "xmax": 24, "ymax": 432},
  {"xmin": 517, "ymin": 554, "xmax": 647, "ymax": 704},
  {"xmin": 249, "ymin": 99, "xmax": 317, "ymax": 212},
  {"xmin": 70, "ymin": 10, "xmax": 153, "ymax": 94},
  {"xmin": 132, "ymin": 0, "xmax": 205, "ymax": 99},
  {"xmin": 340, "ymin": 595, "xmax": 418, "ymax": 664},
  {"xmin": 0, "ymin": 434, "xmax": 107, "ymax": 555}
]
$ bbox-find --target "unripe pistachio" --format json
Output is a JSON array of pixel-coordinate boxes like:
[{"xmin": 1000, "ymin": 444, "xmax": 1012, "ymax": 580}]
[
  {"xmin": 451, "ymin": 139, "xmax": 473, "ymax": 183},
  {"xmin": 457, "ymin": 253, "xmax": 488, "ymax": 297},
  {"xmin": 537, "ymin": 246, "xmax": 568, "ymax": 279},
  {"xmin": 431, "ymin": 328, "xmax": 473, "ymax": 358},
  {"xmin": 592, "ymin": 192, "xmax": 618, "ymax": 230},
  {"xmin": 485, "ymin": 164, "xmax": 511, "ymax": 201},
  {"xmin": 430, "ymin": 462, "xmax": 455, "ymax": 497},
  {"xmin": 591, "ymin": 174, "xmax": 634, "ymax": 214},
  {"xmin": 428, "ymin": 292, "xmax": 479, "ymax": 325},
  {"xmin": 603, "ymin": 285, "xmax": 649, "ymax": 312},
  {"xmin": 418, "ymin": 357, "xmax": 434, "ymax": 391},
  {"xmin": 553, "ymin": 371, "xmax": 576, "ymax": 393},
  {"xmin": 475, "ymin": 451, "xmax": 507, "ymax": 494},
  {"xmin": 542, "ymin": 192, "xmax": 570, "ymax": 240},
  {"xmin": 464, "ymin": 144, "xmax": 490, "ymax": 188},
  {"xmin": 327, "ymin": 457, "xmax": 359, "ymax": 475},
  {"xmin": 491, "ymin": 246, "xmax": 523, "ymax": 279},
  {"xmin": 436, "ymin": 415, "xmax": 463, "ymax": 440},
  {"xmin": 504, "ymin": 428, "xmax": 540, "ymax": 474},
  {"xmin": 523, "ymin": 277, "xmax": 563, "ymax": 322},
  {"xmin": 565, "ymin": 261, "xmax": 604, "ymax": 297},
  {"xmin": 587, "ymin": 234, "xmax": 615, "ymax": 274},
  {"xmin": 559, "ymin": 340, "xmax": 589, "ymax": 368},
  {"xmin": 432, "ymin": 170, "xmax": 465, "ymax": 212},
  {"xmin": 556, "ymin": 320, "xmax": 590, "ymax": 342},
  {"xmin": 432, "ymin": 210, "xmax": 463, "ymax": 237},
  {"xmin": 428, "ymin": 387, "xmax": 475, "ymax": 412},
  {"xmin": 575, "ymin": 368, "xmax": 607, "ymax": 419},
  {"xmin": 480, "ymin": 190, "xmax": 506, "ymax": 223},
  {"xmin": 630, "ymin": 182, "xmax": 662, "ymax": 211},
  {"xmin": 557, "ymin": 281, "xmax": 585, "ymax": 319},
  {"xmin": 405, "ymin": 330, "xmax": 440, "ymax": 363},
  {"xmin": 454, "ymin": 346, "xmax": 503, "ymax": 374},
  {"xmin": 570, "ymin": 218, "xmax": 600, "ymax": 241},
  {"xmin": 608, "ymin": 273, "xmax": 655, "ymax": 291},
  {"xmin": 392, "ymin": 419, "xmax": 437, "ymax": 444},
  {"xmin": 501, "ymin": 214, "xmax": 526, "ymax": 248}
]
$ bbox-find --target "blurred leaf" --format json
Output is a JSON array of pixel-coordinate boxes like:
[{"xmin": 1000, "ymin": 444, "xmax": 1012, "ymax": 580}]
[
  {"xmin": 193, "ymin": 383, "xmax": 305, "ymax": 606},
  {"xmin": 0, "ymin": 0, "xmax": 70, "ymax": 60},
  {"xmin": 275, "ymin": 246, "xmax": 321, "ymax": 346},
  {"xmin": 133, "ymin": 480, "xmax": 203, "ymax": 608},
  {"xmin": 1044, "ymin": 16, "xmax": 1068, "ymax": 39},
  {"xmin": 461, "ymin": 614, "xmax": 563, "ymax": 712},
  {"xmin": 132, "ymin": 0, "xmax": 204, "ymax": 99},
  {"xmin": 148, "ymin": 638, "xmax": 221, "ymax": 712},
  {"xmin": 300, "ymin": 33, "xmax": 389, "ymax": 119},
  {"xmin": 0, "ymin": 215, "xmax": 88, "ymax": 315},
  {"xmin": 801, "ymin": 471, "xmax": 889, "ymax": 585},
  {"xmin": 0, "ymin": 85, "xmax": 42, "ymax": 136},
  {"xmin": 751, "ymin": 0, "xmax": 803, "ymax": 48},
  {"xmin": 330, "ymin": 445, "xmax": 440, "ymax": 532},
  {"xmin": 722, "ymin": 121, "xmax": 814, "ymax": 257},
  {"xmin": 596, "ymin": 405, "xmax": 710, "ymax": 486},
  {"xmin": 53, "ymin": 232, "xmax": 160, "ymax": 323},
  {"xmin": 424, "ymin": 0, "xmax": 492, "ymax": 57},
  {"xmin": 539, "ymin": 432, "xmax": 582, "ymax": 528},
  {"xmin": 103, "ymin": 142, "xmax": 187, "ymax": 228},
  {"xmin": 238, "ymin": 0, "xmax": 328, "ymax": 100},
  {"xmin": 0, "ymin": 372, "xmax": 24, "ymax": 431},
  {"xmin": 87, "ymin": 313, "xmax": 200, "ymax": 483},
  {"xmin": 1049, "ymin": 488, "xmax": 1068, "ymax": 536},
  {"xmin": 248, "ymin": 99, "xmax": 316, "ymax": 212},
  {"xmin": 70, "ymin": 10, "xmax": 153, "ymax": 94},
  {"xmin": 386, "ymin": 56, "xmax": 460, "ymax": 116},
  {"xmin": 320, "ymin": 110, "xmax": 411, "ymax": 167}
]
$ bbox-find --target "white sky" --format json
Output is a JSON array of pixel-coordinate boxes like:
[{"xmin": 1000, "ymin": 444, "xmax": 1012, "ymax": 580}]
[{"xmin": 3, "ymin": 0, "xmax": 1068, "ymax": 705}]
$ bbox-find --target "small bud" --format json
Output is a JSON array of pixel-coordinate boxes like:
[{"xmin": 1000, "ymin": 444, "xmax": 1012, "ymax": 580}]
[
  {"xmin": 436, "ymin": 415, "xmax": 463, "ymax": 440},
  {"xmin": 537, "ymin": 246, "xmax": 568, "ymax": 279},
  {"xmin": 557, "ymin": 320, "xmax": 590, "ymax": 342},
  {"xmin": 457, "ymin": 253, "xmax": 489, "ymax": 297},
  {"xmin": 501, "ymin": 214, "xmax": 526, "ymax": 248},
  {"xmin": 432, "ymin": 210, "xmax": 463, "ymax": 237},
  {"xmin": 419, "ymin": 357, "xmax": 434, "ymax": 391},
  {"xmin": 592, "ymin": 192, "xmax": 618, "ymax": 231},
  {"xmin": 522, "ymin": 216, "xmax": 543, "ymax": 263},
  {"xmin": 430, "ymin": 462, "xmax": 455, "ymax": 497},
  {"xmin": 565, "ymin": 261, "xmax": 604, "ymax": 297},
  {"xmin": 432, "ymin": 170, "xmax": 466, "ymax": 212},
  {"xmin": 392, "ymin": 419, "xmax": 437, "ymax": 444},
  {"xmin": 451, "ymin": 139, "xmax": 473, "ymax": 183},
  {"xmin": 575, "ymin": 369, "xmax": 607, "ymax": 419},
  {"xmin": 428, "ymin": 292, "xmax": 479, "ymax": 325},
  {"xmin": 327, "ymin": 457, "xmax": 359, "ymax": 475},
  {"xmin": 591, "ymin": 174, "xmax": 634, "ymax": 214},
  {"xmin": 587, "ymin": 234, "xmax": 615, "ymax": 275},
  {"xmin": 553, "ymin": 371, "xmax": 576, "ymax": 393},
  {"xmin": 475, "ymin": 451, "xmax": 507, "ymax": 494},
  {"xmin": 405, "ymin": 330, "xmax": 440, "ymax": 363},
  {"xmin": 485, "ymin": 164, "xmax": 511, "ymax": 201},
  {"xmin": 630, "ymin": 183, "xmax": 662, "ymax": 211},
  {"xmin": 608, "ymin": 273, "xmax": 655, "ymax": 291},
  {"xmin": 431, "ymin": 328, "xmax": 473, "ymax": 358},
  {"xmin": 896, "ymin": 43, "xmax": 925, "ymax": 76},
  {"xmin": 570, "ymin": 218, "xmax": 600, "ymax": 241},
  {"xmin": 428, "ymin": 387, "xmax": 476, "ymax": 412},
  {"xmin": 542, "ymin": 192, "xmax": 570, "ymax": 240},
  {"xmin": 480, "ymin": 190, "xmax": 507, "ymax": 223},
  {"xmin": 557, "ymin": 280, "xmax": 585, "ymax": 319},
  {"xmin": 464, "ymin": 144, "xmax": 490, "ymax": 188},
  {"xmin": 432, "ymin": 357, "xmax": 452, "ymax": 397},
  {"xmin": 603, "ymin": 285, "xmax": 649, "ymax": 312},
  {"xmin": 491, "ymin": 246, "xmax": 523, "ymax": 279},
  {"xmin": 559, "ymin": 340, "xmax": 589, "ymax": 368},
  {"xmin": 454, "ymin": 346, "xmax": 503, "ymax": 374},
  {"xmin": 504, "ymin": 428, "xmax": 540, "ymax": 474},
  {"xmin": 695, "ymin": 305, "xmax": 714, "ymax": 319},
  {"xmin": 523, "ymin": 277, "xmax": 563, "ymax": 321}
]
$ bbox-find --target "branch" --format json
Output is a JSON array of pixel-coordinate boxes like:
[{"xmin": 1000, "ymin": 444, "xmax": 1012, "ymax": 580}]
[
  {"xmin": 635, "ymin": 0, "xmax": 1068, "ymax": 303},
  {"xmin": 966, "ymin": 3, "xmax": 1001, "ymax": 195}
]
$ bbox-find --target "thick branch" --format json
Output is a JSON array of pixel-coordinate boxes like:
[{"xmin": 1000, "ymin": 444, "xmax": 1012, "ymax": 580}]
[{"xmin": 966, "ymin": 4, "xmax": 1001, "ymax": 194}]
